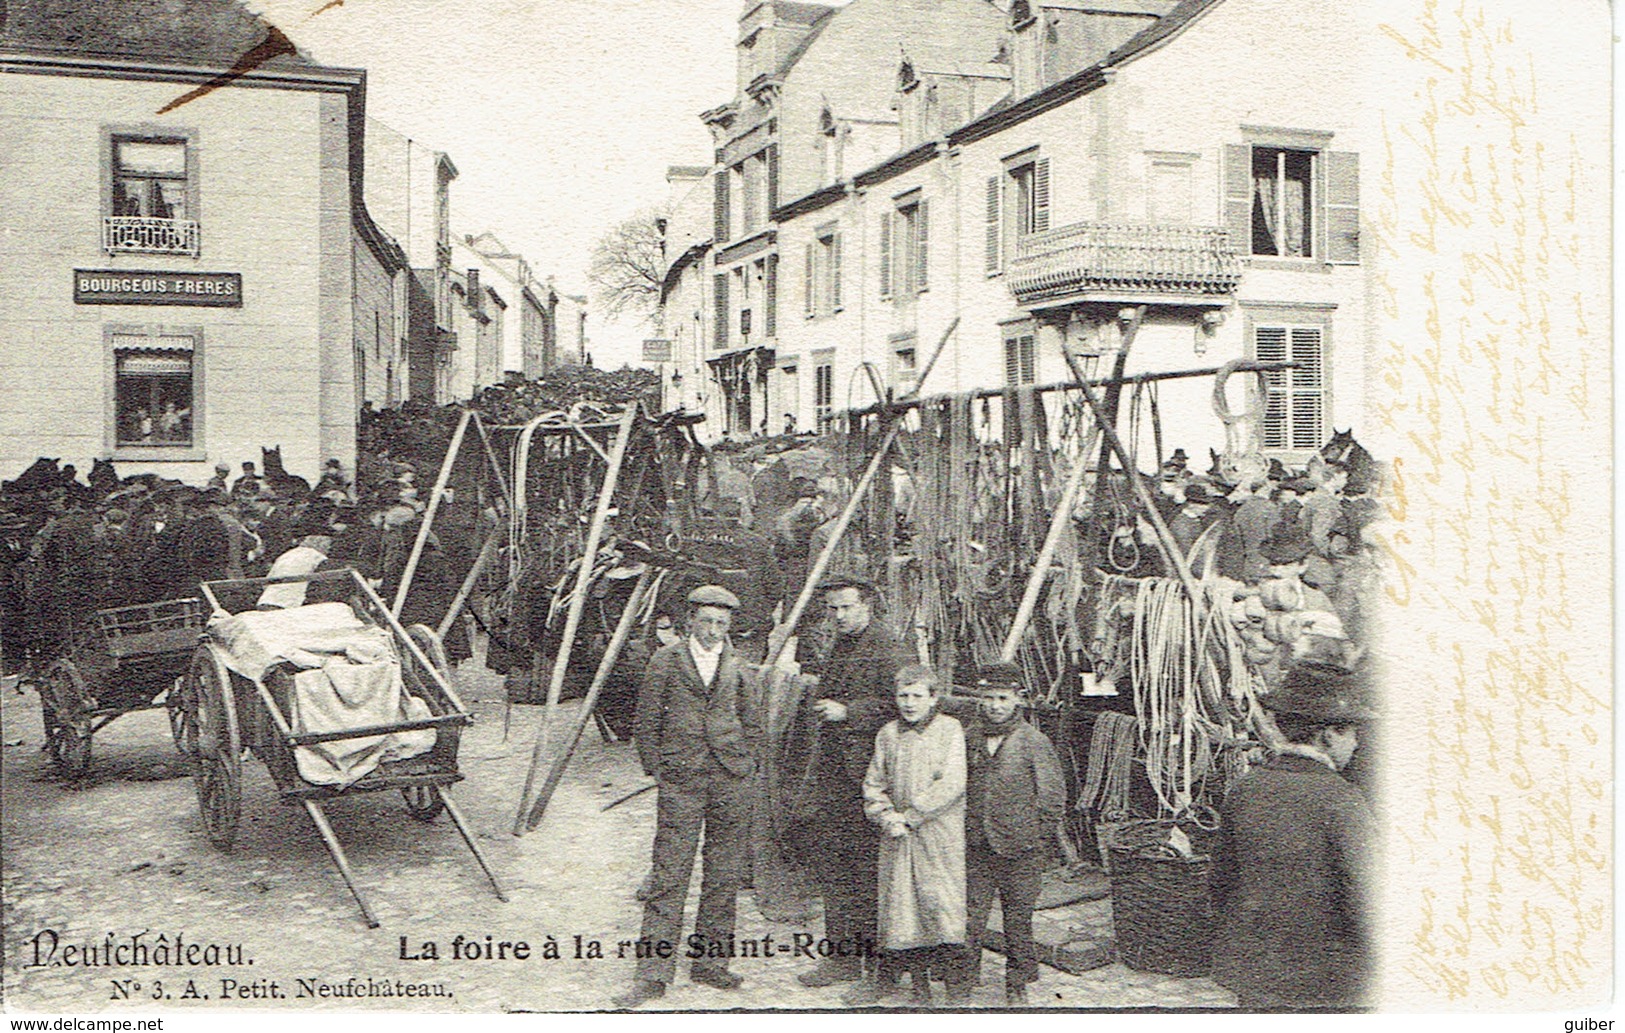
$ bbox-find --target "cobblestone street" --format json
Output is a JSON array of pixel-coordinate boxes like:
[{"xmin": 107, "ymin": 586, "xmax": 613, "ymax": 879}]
[{"xmin": 2, "ymin": 665, "xmax": 1234, "ymax": 1013}]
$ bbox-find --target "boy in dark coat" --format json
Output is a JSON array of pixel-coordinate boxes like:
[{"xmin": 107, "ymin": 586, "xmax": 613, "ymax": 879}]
[
  {"xmin": 613, "ymin": 586, "xmax": 761, "ymax": 1009},
  {"xmin": 1211, "ymin": 661, "xmax": 1376, "ymax": 1010},
  {"xmin": 960, "ymin": 662, "xmax": 1066, "ymax": 1005}
]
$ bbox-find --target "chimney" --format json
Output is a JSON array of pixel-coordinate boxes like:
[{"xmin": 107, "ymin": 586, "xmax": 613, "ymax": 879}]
[{"xmin": 467, "ymin": 269, "xmax": 481, "ymax": 314}]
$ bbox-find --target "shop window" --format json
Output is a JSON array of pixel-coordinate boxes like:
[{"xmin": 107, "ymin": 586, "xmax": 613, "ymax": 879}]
[{"xmin": 113, "ymin": 332, "xmax": 196, "ymax": 448}]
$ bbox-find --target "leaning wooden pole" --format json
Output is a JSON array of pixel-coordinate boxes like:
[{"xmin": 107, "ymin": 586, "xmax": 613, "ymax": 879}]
[
  {"xmin": 765, "ymin": 318, "xmax": 958, "ymax": 671},
  {"xmin": 999, "ymin": 419, "xmax": 1102, "ymax": 663},
  {"xmin": 513, "ymin": 405, "xmax": 639, "ymax": 835},
  {"xmin": 522, "ymin": 567, "xmax": 654, "ymax": 832},
  {"xmin": 1063, "ymin": 347, "xmax": 1205, "ymax": 611},
  {"xmin": 392, "ymin": 408, "xmax": 473, "ymax": 617},
  {"xmin": 436, "ymin": 531, "xmax": 499, "ymax": 639}
]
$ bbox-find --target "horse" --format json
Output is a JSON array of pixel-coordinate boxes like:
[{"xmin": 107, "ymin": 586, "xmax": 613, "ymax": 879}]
[
  {"xmin": 261, "ymin": 446, "xmax": 311, "ymax": 497},
  {"xmin": 87, "ymin": 458, "xmax": 120, "ymax": 497},
  {"xmin": 1319, "ymin": 429, "xmax": 1380, "ymax": 494}
]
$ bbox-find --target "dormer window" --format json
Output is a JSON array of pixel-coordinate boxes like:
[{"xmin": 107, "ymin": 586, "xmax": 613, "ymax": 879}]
[
  {"xmin": 898, "ymin": 60, "xmax": 916, "ymax": 91},
  {"xmin": 1010, "ymin": 0, "xmax": 1033, "ymax": 28}
]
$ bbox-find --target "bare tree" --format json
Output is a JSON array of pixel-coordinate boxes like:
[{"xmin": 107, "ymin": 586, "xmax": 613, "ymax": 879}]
[{"xmin": 587, "ymin": 207, "xmax": 666, "ymax": 322}]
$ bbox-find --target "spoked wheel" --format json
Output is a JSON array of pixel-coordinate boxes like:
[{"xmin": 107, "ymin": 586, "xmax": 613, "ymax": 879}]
[
  {"xmin": 402, "ymin": 624, "xmax": 452, "ymax": 821},
  {"xmin": 43, "ymin": 659, "xmax": 93, "ymax": 778},
  {"xmin": 167, "ymin": 675, "xmax": 198, "ymax": 759},
  {"xmin": 188, "ymin": 647, "xmax": 242, "ymax": 850}
]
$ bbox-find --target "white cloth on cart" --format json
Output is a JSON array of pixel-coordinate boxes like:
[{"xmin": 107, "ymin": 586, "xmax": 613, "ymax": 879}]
[{"xmin": 206, "ymin": 603, "xmax": 435, "ymax": 787}]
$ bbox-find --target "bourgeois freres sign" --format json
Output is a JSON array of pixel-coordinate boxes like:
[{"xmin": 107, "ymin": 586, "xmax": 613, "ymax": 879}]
[{"xmin": 74, "ymin": 270, "xmax": 243, "ymax": 307}]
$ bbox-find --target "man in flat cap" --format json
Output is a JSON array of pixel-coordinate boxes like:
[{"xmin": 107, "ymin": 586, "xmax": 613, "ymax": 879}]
[
  {"xmin": 615, "ymin": 585, "xmax": 762, "ymax": 1009},
  {"xmin": 1210, "ymin": 661, "xmax": 1376, "ymax": 1009},
  {"xmin": 793, "ymin": 575, "xmax": 914, "ymax": 989}
]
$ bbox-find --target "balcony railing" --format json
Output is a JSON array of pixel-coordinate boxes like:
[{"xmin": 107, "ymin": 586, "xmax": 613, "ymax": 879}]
[
  {"xmin": 103, "ymin": 216, "xmax": 200, "ymax": 256},
  {"xmin": 1009, "ymin": 222, "xmax": 1242, "ymax": 304}
]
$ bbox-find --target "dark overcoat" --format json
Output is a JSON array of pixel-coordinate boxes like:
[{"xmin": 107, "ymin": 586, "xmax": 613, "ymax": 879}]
[
  {"xmin": 963, "ymin": 717, "xmax": 1067, "ymax": 857},
  {"xmin": 634, "ymin": 640, "xmax": 760, "ymax": 779},
  {"xmin": 1210, "ymin": 752, "xmax": 1375, "ymax": 1009}
]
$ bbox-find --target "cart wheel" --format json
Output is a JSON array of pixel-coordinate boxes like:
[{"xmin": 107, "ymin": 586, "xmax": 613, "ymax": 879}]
[
  {"xmin": 189, "ymin": 647, "xmax": 242, "ymax": 850},
  {"xmin": 405, "ymin": 624, "xmax": 453, "ymax": 689},
  {"xmin": 168, "ymin": 675, "xmax": 198, "ymax": 759},
  {"xmin": 402, "ymin": 784, "xmax": 445, "ymax": 822},
  {"xmin": 44, "ymin": 660, "xmax": 92, "ymax": 778}
]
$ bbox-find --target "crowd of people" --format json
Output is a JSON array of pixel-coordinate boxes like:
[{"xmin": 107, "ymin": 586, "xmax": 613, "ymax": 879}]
[
  {"xmin": 0, "ymin": 453, "xmax": 469, "ymax": 675},
  {"xmin": 614, "ymin": 576, "xmax": 1374, "ymax": 1010}
]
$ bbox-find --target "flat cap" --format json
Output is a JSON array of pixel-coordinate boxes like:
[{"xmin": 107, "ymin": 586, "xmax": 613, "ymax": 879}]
[
  {"xmin": 687, "ymin": 584, "xmax": 740, "ymax": 610},
  {"xmin": 972, "ymin": 662, "xmax": 1026, "ymax": 693},
  {"xmin": 818, "ymin": 573, "xmax": 876, "ymax": 595}
]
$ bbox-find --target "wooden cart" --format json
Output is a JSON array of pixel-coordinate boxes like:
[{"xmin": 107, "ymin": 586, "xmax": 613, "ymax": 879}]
[
  {"xmin": 39, "ymin": 597, "xmax": 205, "ymax": 778},
  {"xmin": 185, "ymin": 568, "xmax": 506, "ymax": 926}
]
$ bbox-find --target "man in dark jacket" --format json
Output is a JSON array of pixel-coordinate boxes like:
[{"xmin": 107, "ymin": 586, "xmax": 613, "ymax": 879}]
[
  {"xmin": 614, "ymin": 586, "xmax": 762, "ymax": 1009},
  {"xmin": 1211, "ymin": 661, "xmax": 1375, "ymax": 1010},
  {"xmin": 794, "ymin": 576, "xmax": 912, "ymax": 988},
  {"xmin": 961, "ymin": 662, "xmax": 1066, "ymax": 1004}
]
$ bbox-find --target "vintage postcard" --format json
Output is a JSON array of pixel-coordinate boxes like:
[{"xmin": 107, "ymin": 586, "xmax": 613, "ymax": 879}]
[{"xmin": 0, "ymin": 0, "xmax": 1610, "ymax": 1021}]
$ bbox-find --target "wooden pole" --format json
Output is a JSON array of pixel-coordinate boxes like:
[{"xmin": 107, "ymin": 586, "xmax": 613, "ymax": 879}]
[
  {"xmin": 436, "ymin": 531, "xmax": 499, "ymax": 639},
  {"xmin": 1062, "ymin": 346, "xmax": 1205, "ymax": 610},
  {"xmin": 471, "ymin": 412, "xmax": 513, "ymax": 511},
  {"xmin": 998, "ymin": 418, "xmax": 1101, "ymax": 662},
  {"xmin": 764, "ymin": 318, "xmax": 958, "ymax": 671},
  {"xmin": 522, "ymin": 567, "xmax": 653, "ymax": 831},
  {"xmin": 513, "ymin": 405, "xmax": 639, "ymax": 835},
  {"xmin": 392, "ymin": 408, "xmax": 472, "ymax": 617}
]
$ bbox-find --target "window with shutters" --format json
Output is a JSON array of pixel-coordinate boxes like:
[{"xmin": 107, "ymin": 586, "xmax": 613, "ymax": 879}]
[
  {"xmin": 806, "ymin": 225, "xmax": 842, "ymax": 318},
  {"xmin": 713, "ymin": 168, "xmax": 731, "ymax": 244},
  {"xmin": 1252, "ymin": 321, "xmax": 1327, "ymax": 451},
  {"xmin": 1003, "ymin": 331, "xmax": 1036, "ymax": 386},
  {"xmin": 764, "ymin": 253, "xmax": 778, "ymax": 337},
  {"xmin": 986, "ymin": 152, "xmax": 1049, "ymax": 276},
  {"xmin": 110, "ymin": 327, "xmax": 201, "ymax": 453},
  {"xmin": 882, "ymin": 198, "xmax": 929, "ymax": 299},
  {"xmin": 1223, "ymin": 136, "xmax": 1359, "ymax": 264},
  {"xmin": 814, "ymin": 358, "xmax": 834, "ymax": 430},
  {"xmin": 713, "ymin": 273, "xmax": 729, "ymax": 349}
]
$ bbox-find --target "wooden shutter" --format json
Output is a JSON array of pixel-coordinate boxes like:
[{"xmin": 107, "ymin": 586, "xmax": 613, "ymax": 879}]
[
  {"xmin": 1255, "ymin": 325, "xmax": 1288, "ymax": 448},
  {"xmin": 1323, "ymin": 151, "xmax": 1359, "ymax": 264},
  {"xmin": 766, "ymin": 143, "xmax": 780, "ymax": 214},
  {"xmin": 804, "ymin": 243, "xmax": 815, "ymax": 316},
  {"xmin": 878, "ymin": 212, "xmax": 892, "ymax": 299},
  {"xmin": 714, "ymin": 169, "xmax": 730, "ymax": 243},
  {"xmin": 915, "ymin": 200, "xmax": 930, "ymax": 291},
  {"xmin": 985, "ymin": 175, "xmax": 1002, "ymax": 274},
  {"xmin": 713, "ymin": 272, "xmax": 729, "ymax": 349},
  {"xmin": 831, "ymin": 232, "xmax": 843, "ymax": 309},
  {"xmin": 1223, "ymin": 144, "xmax": 1252, "ymax": 255},
  {"xmin": 1289, "ymin": 326, "xmax": 1324, "ymax": 449},
  {"xmin": 764, "ymin": 253, "xmax": 778, "ymax": 337},
  {"xmin": 1033, "ymin": 158, "xmax": 1051, "ymax": 233}
]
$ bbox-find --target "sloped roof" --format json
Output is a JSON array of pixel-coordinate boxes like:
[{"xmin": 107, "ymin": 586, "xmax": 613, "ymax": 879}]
[
  {"xmin": 0, "ymin": 0, "xmax": 315, "ymax": 68},
  {"xmin": 1098, "ymin": 0, "xmax": 1222, "ymax": 68},
  {"xmin": 772, "ymin": 3, "xmax": 838, "ymax": 77}
]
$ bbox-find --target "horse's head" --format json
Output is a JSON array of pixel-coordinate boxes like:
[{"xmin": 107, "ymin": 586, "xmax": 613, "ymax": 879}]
[{"xmin": 262, "ymin": 445, "xmax": 284, "ymax": 473}]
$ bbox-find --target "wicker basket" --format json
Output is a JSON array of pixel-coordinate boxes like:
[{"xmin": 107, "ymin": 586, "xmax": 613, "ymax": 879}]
[{"xmin": 1102, "ymin": 819, "xmax": 1216, "ymax": 978}]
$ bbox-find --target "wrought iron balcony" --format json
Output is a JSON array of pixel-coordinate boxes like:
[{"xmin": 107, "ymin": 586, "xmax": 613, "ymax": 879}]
[
  {"xmin": 103, "ymin": 216, "xmax": 200, "ymax": 256},
  {"xmin": 1009, "ymin": 222, "xmax": 1241, "ymax": 305}
]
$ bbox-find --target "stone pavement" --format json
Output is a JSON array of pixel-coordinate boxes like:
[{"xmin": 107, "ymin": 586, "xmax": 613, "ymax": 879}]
[{"xmin": 1, "ymin": 664, "xmax": 1234, "ymax": 1013}]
